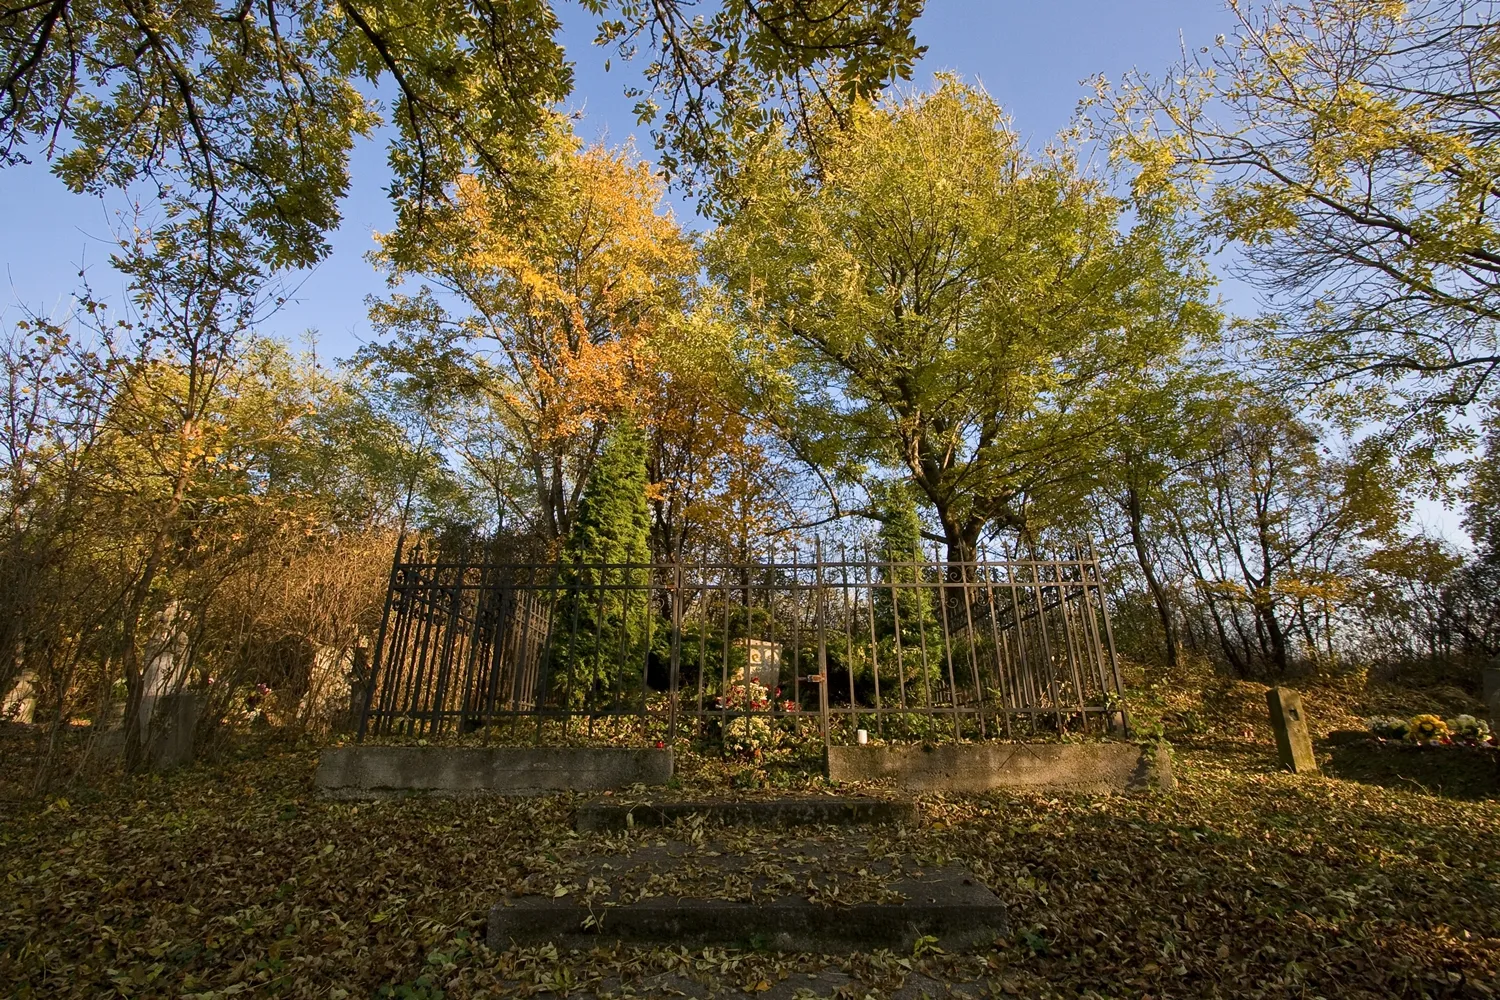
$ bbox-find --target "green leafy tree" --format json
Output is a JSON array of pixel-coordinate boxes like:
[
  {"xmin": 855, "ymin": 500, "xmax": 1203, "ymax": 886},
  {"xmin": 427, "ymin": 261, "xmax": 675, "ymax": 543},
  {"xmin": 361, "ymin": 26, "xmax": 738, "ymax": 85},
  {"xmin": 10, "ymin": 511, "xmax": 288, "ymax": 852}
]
[
  {"xmin": 1083, "ymin": 363, "xmax": 1233, "ymax": 670},
  {"xmin": 870, "ymin": 480, "xmax": 933, "ymax": 644},
  {"xmin": 1164, "ymin": 393, "xmax": 1404, "ymax": 676},
  {"xmin": 709, "ymin": 79, "xmax": 1216, "ymax": 563},
  {"xmin": 1, "ymin": 0, "xmax": 922, "ymax": 276},
  {"xmin": 553, "ymin": 419, "xmax": 652, "ymax": 703},
  {"xmin": 588, "ymin": 0, "xmax": 926, "ymax": 206},
  {"xmin": 1097, "ymin": 0, "xmax": 1500, "ymax": 447}
]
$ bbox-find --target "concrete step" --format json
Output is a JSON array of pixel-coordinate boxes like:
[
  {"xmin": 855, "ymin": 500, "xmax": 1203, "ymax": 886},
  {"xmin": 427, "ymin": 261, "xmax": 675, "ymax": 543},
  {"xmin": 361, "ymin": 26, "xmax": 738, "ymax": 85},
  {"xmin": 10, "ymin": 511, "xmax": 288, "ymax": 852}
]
[
  {"xmin": 506, "ymin": 965, "xmax": 976, "ymax": 1000},
  {"xmin": 575, "ymin": 796, "xmax": 918, "ymax": 832},
  {"xmin": 489, "ymin": 834, "xmax": 1007, "ymax": 953},
  {"xmin": 489, "ymin": 865, "xmax": 1005, "ymax": 953}
]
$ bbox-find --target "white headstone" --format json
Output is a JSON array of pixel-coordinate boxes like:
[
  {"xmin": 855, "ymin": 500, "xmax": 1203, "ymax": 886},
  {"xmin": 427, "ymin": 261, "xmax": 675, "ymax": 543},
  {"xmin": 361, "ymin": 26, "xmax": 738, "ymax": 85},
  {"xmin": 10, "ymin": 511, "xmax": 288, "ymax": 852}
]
[
  {"xmin": 738, "ymin": 639, "xmax": 782, "ymax": 689},
  {"xmin": 3, "ymin": 669, "xmax": 37, "ymax": 724}
]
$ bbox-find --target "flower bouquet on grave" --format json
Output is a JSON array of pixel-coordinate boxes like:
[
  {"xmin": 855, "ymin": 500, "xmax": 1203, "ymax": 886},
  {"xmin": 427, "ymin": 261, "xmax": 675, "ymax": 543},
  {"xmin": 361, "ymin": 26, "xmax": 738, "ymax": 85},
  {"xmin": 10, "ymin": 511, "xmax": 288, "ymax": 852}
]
[
  {"xmin": 1449, "ymin": 714, "xmax": 1493, "ymax": 746},
  {"xmin": 1365, "ymin": 716, "xmax": 1410, "ymax": 742},
  {"xmin": 1407, "ymin": 714, "xmax": 1449, "ymax": 745}
]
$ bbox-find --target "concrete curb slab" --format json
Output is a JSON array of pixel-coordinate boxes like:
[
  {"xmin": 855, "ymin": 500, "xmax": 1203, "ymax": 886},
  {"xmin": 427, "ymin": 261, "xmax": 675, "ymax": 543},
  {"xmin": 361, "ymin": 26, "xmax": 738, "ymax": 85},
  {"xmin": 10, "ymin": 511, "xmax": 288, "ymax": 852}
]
[
  {"xmin": 826, "ymin": 741, "xmax": 1174, "ymax": 793},
  {"xmin": 314, "ymin": 746, "xmax": 672, "ymax": 798},
  {"xmin": 487, "ymin": 864, "xmax": 1007, "ymax": 953}
]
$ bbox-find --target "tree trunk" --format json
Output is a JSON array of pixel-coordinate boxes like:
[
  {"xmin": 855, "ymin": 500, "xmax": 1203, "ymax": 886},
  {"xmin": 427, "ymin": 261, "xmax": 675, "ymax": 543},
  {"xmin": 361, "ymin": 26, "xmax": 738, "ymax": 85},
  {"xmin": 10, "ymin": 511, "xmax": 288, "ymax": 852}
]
[{"xmin": 1125, "ymin": 484, "xmax": 1179, "ymax": 670}]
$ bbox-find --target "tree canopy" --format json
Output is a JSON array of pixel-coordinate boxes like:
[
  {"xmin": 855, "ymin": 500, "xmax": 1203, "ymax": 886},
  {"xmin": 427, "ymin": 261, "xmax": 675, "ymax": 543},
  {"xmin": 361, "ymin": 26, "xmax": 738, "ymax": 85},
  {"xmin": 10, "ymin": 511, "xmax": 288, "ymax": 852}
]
[
  {"xmin": 1097, "ymin": 0, "xmax": 1500, "ymax": 445},
  {"xmin": 709, "ymin": 80, "xmax": 1219, "ymax": 562},
  {"xmin": 0, "ymin": 0, "xmax": 923, "ymax": 276}
]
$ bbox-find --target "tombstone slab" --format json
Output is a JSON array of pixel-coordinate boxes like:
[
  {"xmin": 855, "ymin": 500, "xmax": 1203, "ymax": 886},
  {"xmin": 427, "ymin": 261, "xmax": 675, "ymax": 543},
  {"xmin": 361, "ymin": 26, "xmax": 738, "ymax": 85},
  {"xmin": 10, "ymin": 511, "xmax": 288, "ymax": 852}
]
[
  {"xmin": 1266, "ymin": 686, "xmax": 1318, "ymax": 774},
  {"xmin": 149, "ymin": 692, "xmax": 201, "ymax": 770},
  {"xmin": 825, "ymin": 741, "xmax": 1174, "ymax": 793},
  {"xmin": 316, "ymin": 745, "xmax": 673, "ymax": 798},
  {"xmin": 575, "ymin": 796, "xmax": 917, "ymax": 833}
]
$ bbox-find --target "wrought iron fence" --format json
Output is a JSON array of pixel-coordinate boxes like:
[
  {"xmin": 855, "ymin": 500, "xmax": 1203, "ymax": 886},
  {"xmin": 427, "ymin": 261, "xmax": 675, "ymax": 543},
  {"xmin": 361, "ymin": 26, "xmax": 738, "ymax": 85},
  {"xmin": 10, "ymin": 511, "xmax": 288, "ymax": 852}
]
[{"xmin": 356, "ymin": 541, "xmax": 1128, "ymax": 746}]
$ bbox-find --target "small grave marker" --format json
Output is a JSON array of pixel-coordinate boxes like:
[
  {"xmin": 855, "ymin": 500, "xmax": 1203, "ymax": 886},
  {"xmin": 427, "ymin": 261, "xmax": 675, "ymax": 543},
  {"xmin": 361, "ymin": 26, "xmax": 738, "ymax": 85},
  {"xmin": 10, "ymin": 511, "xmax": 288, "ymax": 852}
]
[
  {"xmin": 738, "ymin": 638, "xmax": 782, "ymax": 689},
  {"xmin": 2, "ymin": 670, "xmax": 37, "ymax": 724},
  {"xmin": 1266, "ymin": 687, "xmax": 1318, "ymax": 774}
]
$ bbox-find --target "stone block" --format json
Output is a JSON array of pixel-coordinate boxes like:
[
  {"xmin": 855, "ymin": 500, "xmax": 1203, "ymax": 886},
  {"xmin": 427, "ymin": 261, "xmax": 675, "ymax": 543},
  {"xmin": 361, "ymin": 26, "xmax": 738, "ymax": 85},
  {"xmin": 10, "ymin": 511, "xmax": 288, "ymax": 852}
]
[
  {"xmin": 315, "ymin": 745, "xmax": 673, "ymax": 798},
  {"xmin": 488, "ymin": 863, "xmax": 1006, "ymax": 952},
  {"xmin": 576, "ymin": 796, "xmax": 917, "ymax": 833},
  {"xmin": 824, "ymin": 741, "xmax": 1174, "ymax": 794},
  {"xmin": 1266, "ymin": 686, "xmax": 1318, "ymax": 774},
  {"xmin": 2, "ymin": 670, "xmax": 37, "ymax": 724},
  {"xmin": 1484, "ymin": 667, "xmax": 1500, "ymax": 715}
]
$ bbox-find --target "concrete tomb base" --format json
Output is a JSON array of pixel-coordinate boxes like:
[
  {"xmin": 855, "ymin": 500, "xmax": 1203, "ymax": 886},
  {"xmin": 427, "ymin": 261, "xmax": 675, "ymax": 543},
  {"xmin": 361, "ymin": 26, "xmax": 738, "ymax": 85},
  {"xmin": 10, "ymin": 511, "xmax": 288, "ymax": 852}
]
[
  {"xmin": 825, "ymin": 741, "xmax": 1174, "ymax": 794},
  {"xmin": 314, "ymin": 745, "xmax": 673, "ymax": 798}
]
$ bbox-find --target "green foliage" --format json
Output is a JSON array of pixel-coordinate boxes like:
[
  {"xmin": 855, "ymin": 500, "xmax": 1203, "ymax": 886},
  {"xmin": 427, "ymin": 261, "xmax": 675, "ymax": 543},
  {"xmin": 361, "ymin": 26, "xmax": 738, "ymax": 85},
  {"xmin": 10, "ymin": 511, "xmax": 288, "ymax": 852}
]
[
  {"xmin": 587, "ymin": 0, "xmax": 926, "ymax": 206},
  {"xmin": 1, "ymin": 0, "xmax": 923, "ymax": 281},
  {"xmin": 1096, "ymin": 0, "xmax": 1500, "ymax": 449},
  {"xmin": 876, "ymin": 479, "xmax": 930, "ymax": 644},
  {"xmin": 553, "ymin": 419, "xmax": 654, "ymax": 703},
  {"xmin": 710, "ymin": 78, "xmax": 1216, "ymax": 560},
  {"xmin": 1, "ymin": 0, "xmax": 569, "ymax": 274}
]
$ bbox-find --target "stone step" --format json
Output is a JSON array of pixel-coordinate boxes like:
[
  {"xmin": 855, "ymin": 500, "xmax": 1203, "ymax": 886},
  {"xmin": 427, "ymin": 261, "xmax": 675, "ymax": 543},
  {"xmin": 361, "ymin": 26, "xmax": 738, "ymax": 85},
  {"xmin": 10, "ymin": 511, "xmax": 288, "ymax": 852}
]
[
  {"xmin": 488, "ymin": 864, "xmax": 1007, "ymax": 953},
  {"xmin": 575, "ymin": 796, "xmax": 918, "ymax": 833}
]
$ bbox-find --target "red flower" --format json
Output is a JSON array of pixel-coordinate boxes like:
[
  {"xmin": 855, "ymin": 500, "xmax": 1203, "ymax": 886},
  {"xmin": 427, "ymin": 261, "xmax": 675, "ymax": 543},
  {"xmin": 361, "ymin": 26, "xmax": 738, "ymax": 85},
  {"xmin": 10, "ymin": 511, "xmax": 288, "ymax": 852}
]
[{"xmin": 654, "ymin": 740, "xmax": 665, "ymax": 749}]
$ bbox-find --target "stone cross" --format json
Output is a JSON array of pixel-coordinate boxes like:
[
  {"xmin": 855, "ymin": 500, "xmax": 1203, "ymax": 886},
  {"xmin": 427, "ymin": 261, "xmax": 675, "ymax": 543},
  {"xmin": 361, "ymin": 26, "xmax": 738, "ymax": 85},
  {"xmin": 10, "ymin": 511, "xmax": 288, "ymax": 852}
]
[{"xmin": 1266, "ymin": 687, "xmax": 1318, "ymax": 774}]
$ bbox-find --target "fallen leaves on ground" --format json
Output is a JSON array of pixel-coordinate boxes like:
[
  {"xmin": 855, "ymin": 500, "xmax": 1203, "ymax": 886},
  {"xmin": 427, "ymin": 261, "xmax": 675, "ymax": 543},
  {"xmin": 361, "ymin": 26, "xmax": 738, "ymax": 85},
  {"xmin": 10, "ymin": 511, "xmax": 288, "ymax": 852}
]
[{"xmin": 1, "ymin": 668, "xmax": 1498, "ymax": 998}]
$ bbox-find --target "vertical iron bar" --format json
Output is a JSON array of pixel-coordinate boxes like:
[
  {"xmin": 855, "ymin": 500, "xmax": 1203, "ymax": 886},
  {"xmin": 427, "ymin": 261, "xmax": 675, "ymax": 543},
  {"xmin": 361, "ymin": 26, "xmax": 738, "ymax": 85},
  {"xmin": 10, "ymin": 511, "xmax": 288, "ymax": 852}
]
[
  {"xmin": 863, "ymin": 543, "xmax": 883, "ymax": 737},
  {"xmin": 815, "ymin": 538, "xmax": 831, "ymax": 753},
  {"xmin": 357, "ymin": 533, "xmax": 405, "ymax": 741},
  {"xmin": 933, "ymin": 543, "xmax": 962, "ymax": 743}
]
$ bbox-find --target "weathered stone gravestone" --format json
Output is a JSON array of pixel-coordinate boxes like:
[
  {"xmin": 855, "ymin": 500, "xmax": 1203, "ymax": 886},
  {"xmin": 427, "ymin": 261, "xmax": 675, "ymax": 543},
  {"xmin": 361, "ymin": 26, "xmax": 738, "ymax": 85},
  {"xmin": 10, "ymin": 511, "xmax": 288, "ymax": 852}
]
[
  {"xmin": 3, "ymin": 669, "xmax": 37, "ymax": 724},
  {"xmin": 148, "ymin": 692, "xmax": 201, "ymax": 770},
  {"xmin": 1266, "ymin": 687, "xmax": 1318, "ymax": 774},
  {"xmin": 1484, "ymin": 666, "xmax": 1500, "ymax": 718},
  {"xmin": 137, "ymin": 602, "xmax": 190, "ymax": 739}
]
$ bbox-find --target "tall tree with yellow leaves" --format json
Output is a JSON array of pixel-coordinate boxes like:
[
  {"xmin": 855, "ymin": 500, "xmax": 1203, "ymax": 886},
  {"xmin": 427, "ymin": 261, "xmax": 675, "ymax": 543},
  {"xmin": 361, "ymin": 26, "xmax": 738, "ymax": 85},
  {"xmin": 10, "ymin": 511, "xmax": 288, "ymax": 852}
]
[{"xmin": 370, "ymin": 124, "xmax": 697, "ymax": 548}]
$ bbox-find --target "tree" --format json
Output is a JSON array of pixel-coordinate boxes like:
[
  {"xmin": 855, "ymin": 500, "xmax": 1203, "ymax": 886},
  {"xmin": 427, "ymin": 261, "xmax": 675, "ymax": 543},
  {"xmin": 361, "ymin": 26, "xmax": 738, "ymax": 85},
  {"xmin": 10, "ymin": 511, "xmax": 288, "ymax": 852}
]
[
  {"xmin": 1164, "ymin": 394, "xmax": 1402, "ymax": 676},
  {"xmin": 709, "ymin": 79, "xmax": 1217, "ymax": 563},
  {"xmin": 1084, "ymin": 363, "xmax": 1234, "ymax": 670},
  {"xmin": 642, "ymin": 303, "xmax": 789, "ymax": 563},
  {"xmin": 371, "ymin": 128, "xmax": 696, "ymax": 546},
  {"xmin": 869, "ymin": 479, "xmax": 933, "ymax": 644},
  {"xmin": 1098, "ymin": 0, "xmax": 1500, "ymax": 441},
  {"xmin": 588, "ymin": 0, "xmax": 926, "ymax": 207},
  {"xmin": 1, "ymin": 0, "xmax": 921, "ymax": 275},
  {"xmin": 554, "ymin": 418, "xmax": 652, "ymax": 702}
]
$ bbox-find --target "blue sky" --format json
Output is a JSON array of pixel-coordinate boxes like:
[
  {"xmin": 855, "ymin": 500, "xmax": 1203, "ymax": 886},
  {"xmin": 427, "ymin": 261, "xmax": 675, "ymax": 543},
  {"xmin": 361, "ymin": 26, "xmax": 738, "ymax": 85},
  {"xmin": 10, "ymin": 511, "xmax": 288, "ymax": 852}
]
[{"xmin": 0, "ymin": 0, "xmax": 1465, "ymax": 539}]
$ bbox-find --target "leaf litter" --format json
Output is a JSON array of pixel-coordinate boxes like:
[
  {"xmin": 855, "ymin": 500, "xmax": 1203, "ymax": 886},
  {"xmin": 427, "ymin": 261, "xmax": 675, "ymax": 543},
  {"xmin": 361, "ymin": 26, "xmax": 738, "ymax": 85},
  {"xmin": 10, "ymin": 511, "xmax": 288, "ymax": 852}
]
[{"xmin": 0, "ymin": 732, "xmax": 1497, "ymax": 998}]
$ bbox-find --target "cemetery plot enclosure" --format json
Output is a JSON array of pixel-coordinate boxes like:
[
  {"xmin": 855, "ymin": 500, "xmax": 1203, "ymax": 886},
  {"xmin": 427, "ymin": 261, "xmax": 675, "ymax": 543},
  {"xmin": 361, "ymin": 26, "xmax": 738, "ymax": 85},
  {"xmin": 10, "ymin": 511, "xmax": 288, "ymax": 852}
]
[{"xmin": 357, "ymin": 545, "xmax": 1128, "ymax": 744}]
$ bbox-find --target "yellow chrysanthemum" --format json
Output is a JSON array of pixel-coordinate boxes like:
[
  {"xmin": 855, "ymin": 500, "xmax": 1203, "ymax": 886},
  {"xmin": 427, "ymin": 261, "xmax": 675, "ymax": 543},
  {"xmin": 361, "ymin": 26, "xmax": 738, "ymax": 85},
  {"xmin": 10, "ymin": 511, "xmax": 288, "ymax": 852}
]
[{"xmin": 1407, "ymin": 714, "xmax": 1449, "ymax": 742}]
